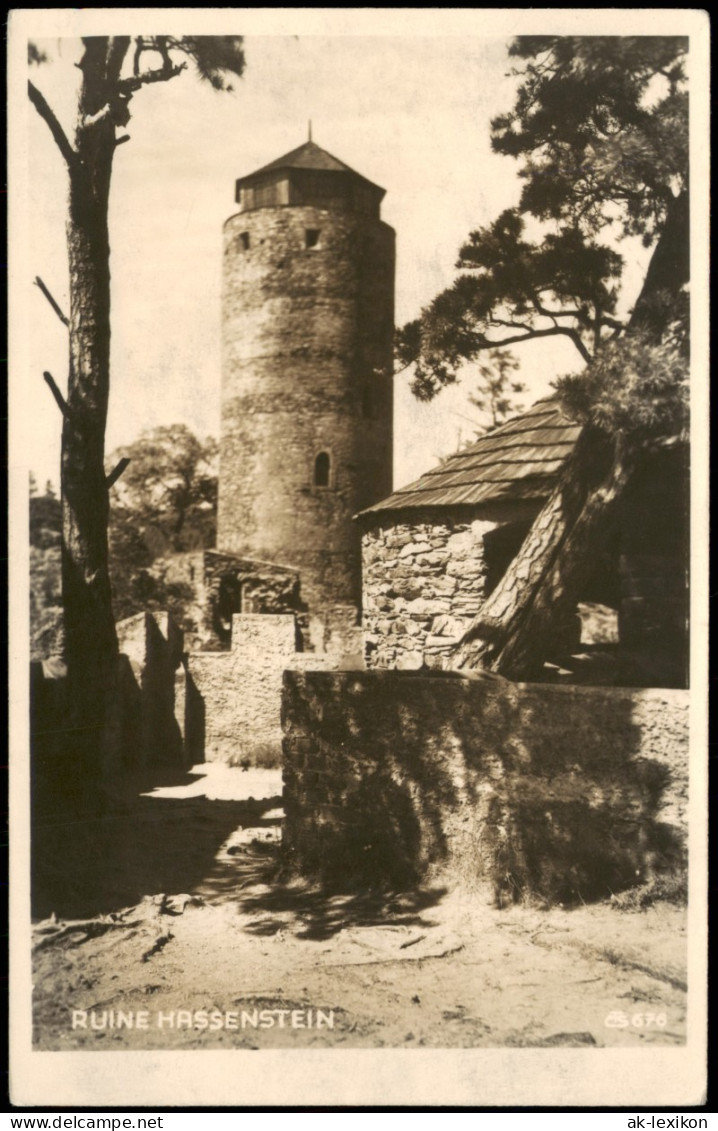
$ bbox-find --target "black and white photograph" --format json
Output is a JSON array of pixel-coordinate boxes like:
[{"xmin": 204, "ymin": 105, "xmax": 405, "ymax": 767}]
[{"xmin": 8, "ymin": 7, "xmax": 708, "ymax": 1109}]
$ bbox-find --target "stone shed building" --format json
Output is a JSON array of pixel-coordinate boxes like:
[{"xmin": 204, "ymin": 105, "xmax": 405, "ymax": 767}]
[{"xmin": 358, "ymin": 398, "xmax": 688, "ymax": 687}]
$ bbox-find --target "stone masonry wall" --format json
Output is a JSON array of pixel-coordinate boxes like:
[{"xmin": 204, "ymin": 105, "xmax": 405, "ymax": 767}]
[
  {"xmin": 188, "ymin": 614, "xmax": 338, "ymax": 764},
  {"xmin": 282, "ymin": 670, "xmax": 689, "ymax": 904},
  {"xmin": 362, "ymin": 510, "xmax": 501, "ymax": 670}
]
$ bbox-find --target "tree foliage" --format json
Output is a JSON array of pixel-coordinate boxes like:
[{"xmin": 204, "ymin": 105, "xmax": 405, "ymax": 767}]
[
  {"xmin": 423, "ymin": 36, "xmax": 692, "ymax": 680},
  {"xmin": 555, "ymin": 333, "xmax": 688, "ymax": 445},
  {"xmin": 109, "ymin": 425, "xmax": 218, "ymax": 558},
  {"xmin": 398, "ymin": 36, "xmax": 688, "ymax": 401},
  {"xmin": 107, "ymin": 426, "xmax": 218, "ymax": 622},
  {"xmin": 493, "ymin": 37, "xmax": 687, "ymax": 238},
  {"xmin": 30, "ymin": 427, "xmax": 217, "ymax": 648},
  {"xmin": 30, "ymin": 483, "xmax": 61, "ymax": 550}
]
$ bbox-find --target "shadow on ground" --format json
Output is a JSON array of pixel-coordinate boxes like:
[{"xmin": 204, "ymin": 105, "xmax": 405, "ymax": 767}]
[
  {"xmin": 31, "ymin": 769, "xmax": 279, "ymax": 920},
  {"xmin": 238, "ymin": 879, "xmax": 448, "ymax": 941},
  {"xmin": 32, "ymin": 766, "xmax": 449, "ymax": 941}
]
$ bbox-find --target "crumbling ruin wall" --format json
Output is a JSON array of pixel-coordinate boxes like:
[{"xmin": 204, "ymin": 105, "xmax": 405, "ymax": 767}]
[
  {"xmin": 282, "ymin": 670, "xmax": 689, "ymax": 904},
  {"xmin": 187, "ymin": 614, "xmax": 339, "ymax": 765},
  {"xmin": 149, "ymin": 550, "xmax": 302, "ymax": 651},
  {"xmin": 32, "ymin": 610, "xmax": 195, "ymax": 820},
  {"xmin": 116, "ymin": 611, "xmax": 190, "ymax": 771},
  {"xmin": 306, "ymin": 603, "xmax": 364, "ymax": 662}
]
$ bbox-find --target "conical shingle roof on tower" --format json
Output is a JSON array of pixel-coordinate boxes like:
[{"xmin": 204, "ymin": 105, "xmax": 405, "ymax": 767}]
[
  {"xmin": 234, "ymin": 139, "xmax": 386, "ymax": 214},
  {"xmin": 239, "ymin": 140, "xmax": 379, "ymax": 183}
]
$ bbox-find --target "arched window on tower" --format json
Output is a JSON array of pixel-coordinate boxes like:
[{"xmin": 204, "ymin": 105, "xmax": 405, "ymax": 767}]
[{"xmin": 314, "ymin": 451, "xmax": 331, "ymax": 488}]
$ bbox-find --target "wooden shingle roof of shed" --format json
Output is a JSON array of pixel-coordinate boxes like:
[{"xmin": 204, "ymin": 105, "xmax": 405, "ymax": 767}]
[{"xmin": 360, "ymin": 397, "xmax": 581, "ymax": 517}]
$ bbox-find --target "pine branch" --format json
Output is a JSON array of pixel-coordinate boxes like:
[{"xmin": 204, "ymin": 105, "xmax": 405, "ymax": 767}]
[
  {"xmin": 396, "ymin": 321, "xmax": 592, "ymax": 384},
  {"xmin": 599, "ymin": 314, "xmax": 625, "ymax": 332},
  {"xmin": 106, "ymin": 458, "xmax": 131, "ymax": 489},
  {"xmin": 481, "ymin": 326, "xmax": 592, "ymax": 364},
  {"xmin": 118, "ymin": 61, "xmax": 186, "ymax": 94},
  {"xmin": 531, "ymin": 296, "xmax": 583, "ymax": 320},
  {"xmin": 133, "ymin": 37, "xmax": 144, "ymax": 76},
  {"xmin": 489, "ymin": 316, "xmax": 535, "ymax": 331},
  {"xmin": 34, "ymin": 276, "xmax": 69, "ymax": 327},
  {"xmin": 43, "ymin": 371, "xmax": 71, "ymax": 418},
  {"xmin": 28, "ymin": 81, "xmax": 77, "ymax": 169},
  {"xmin": 392, "ymin": 358, "xmax": 416, "ymax": 378}
]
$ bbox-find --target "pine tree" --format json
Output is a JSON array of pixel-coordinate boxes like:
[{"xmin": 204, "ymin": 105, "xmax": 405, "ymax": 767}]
[
  {"xmin": 397, "ymin": 37, "xmax": 689, "ymax": 677},
  {"xmin": 29, "ymin": 36, "xmax": 246, "ymax": 784}
]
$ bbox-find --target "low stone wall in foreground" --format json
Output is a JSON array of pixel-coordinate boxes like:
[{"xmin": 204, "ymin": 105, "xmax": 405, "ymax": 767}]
[{"xmin": 281, "ymin": 671, "xmax": 689, "ymax": 905}]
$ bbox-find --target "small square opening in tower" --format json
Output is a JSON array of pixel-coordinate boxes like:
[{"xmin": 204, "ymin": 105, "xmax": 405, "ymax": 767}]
[
  {"xmin": 239, "ymin": 231, "xmax": 250, "ymax": 251},
  {"xmin": 305, "ymin": 229, "xmax": 321, "ymax": 250}
]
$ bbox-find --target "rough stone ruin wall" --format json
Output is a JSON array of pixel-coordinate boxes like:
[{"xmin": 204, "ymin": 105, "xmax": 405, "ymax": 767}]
[
  {"xmin": 188, "ymin": 614, "xmax": 339, "ymax": 764},
  {"xmin": 147, "ymin": 550, "xmax": 302, "ymax": 651},
  {"xmin": 361, "ymin": 510, "xmax": 497, "ymax": 670}
]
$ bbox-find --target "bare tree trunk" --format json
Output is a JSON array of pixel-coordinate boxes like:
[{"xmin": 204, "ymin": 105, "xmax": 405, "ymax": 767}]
[
  {"xmin": 30, "ymin": 38, "xmax": 241, "ymax": 798},
  {"xmin": 60, "ymin": 39, "xmax": 129, "ymax": 788},
  {"xmin": 630, "ymin": 190, "xmax": 689, "ymax": 341}
]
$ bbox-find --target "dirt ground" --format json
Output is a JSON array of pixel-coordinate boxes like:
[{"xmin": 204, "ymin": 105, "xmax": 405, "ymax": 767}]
[{"xmin": 32, "ymin": 763, "xmax": 687, "ymax": 1051}]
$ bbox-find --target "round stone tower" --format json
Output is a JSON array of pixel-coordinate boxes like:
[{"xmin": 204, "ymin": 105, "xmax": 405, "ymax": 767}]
[{"xmin": 218, "ymin": 139, "xmax": 395, "ymax": 615}]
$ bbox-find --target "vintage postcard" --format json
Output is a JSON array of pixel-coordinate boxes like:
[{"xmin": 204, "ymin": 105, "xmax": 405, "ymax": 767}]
[{"xmin": 8, "ymin": 8, "xmax": 709, "ymax": 1109}]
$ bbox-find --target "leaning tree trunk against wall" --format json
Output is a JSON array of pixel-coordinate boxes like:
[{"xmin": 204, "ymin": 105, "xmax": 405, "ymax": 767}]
[
  {"xmin": 454, "ymin": 189, "xmax": 689, "ymax": 679},
  {"xmin": 630, "ymin": 190, "xmax": 689, "ymax": 342},
  {"xmin": 455, "ymin": 428, "xmax": 635, "ymax": 678}
]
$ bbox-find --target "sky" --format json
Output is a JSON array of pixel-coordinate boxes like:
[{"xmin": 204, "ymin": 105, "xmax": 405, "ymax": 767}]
[{"xmin": 20, "ymin": 26, "xmax": 653, "ymax": 493}]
